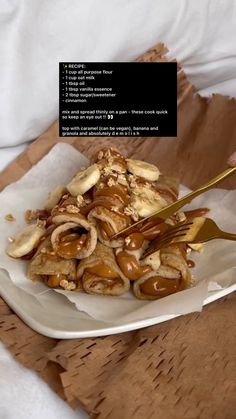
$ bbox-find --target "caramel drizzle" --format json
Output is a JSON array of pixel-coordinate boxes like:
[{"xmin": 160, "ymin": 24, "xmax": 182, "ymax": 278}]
[
  {"xmin": 81, "ymin": 179, "xmax": 131, "ymax": 239},
  {"xmin": 56, "ymin": 231, "xmax": 88, "ymax": 258},
  {"xmin": 116, "ymin": 251, "xmax": 151, "ymax": 280},
  {"xmin": 140, "ymin": 275, "xmax": 183, "ymax": 297}
]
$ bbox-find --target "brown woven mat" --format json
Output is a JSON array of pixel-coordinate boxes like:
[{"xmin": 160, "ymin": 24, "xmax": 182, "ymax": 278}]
[{"xmin": 0, "ymin": 44, "xmax": 236, "ymax": 419}]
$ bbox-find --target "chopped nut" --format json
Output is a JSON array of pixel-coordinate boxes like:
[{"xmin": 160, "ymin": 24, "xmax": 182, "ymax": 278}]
[
  {"xmin": 8, "ymin": 237, "xmax": 15, "ymax": 243},
  {"xmin": 76, "ymin": 195, "xmax": 84, "ymax": 206},
  {"xmin": 98, "ymin": 182, "xmax": 105, "ymax": 189},
  {"xmin": 66, "ymin": 282, "xmax": 76, "ymax": 291},
  {"xmin": 37, "ymin": 219, "xmax": 46, "ymax": 228},
  {"xmin": 97, "ymin": 150, "xmax": 104, "ymax": 160},
  {"xmin": 102, "ymin": 166, "xmax": 113, "ymax": 176},
  {"xmin": 58, "ymin": 207, "xmax": 66, "ymax": 212},
  {"xmin": 60, "ymin": 279, "xmax": 76, "ymax": 291},
  {"xmin": 117, "ymin": 174, "xmax": 128, "ymax": 186},
  {"xmin": 107, "ymin": 177, "xmax": 116, "ymax": 187},
  {"xmin": 66, "ymin": 205, "xmax": 80, "ymax": 214},
  {"xmin": 5, "ymin": 213, "xmax": 15, "ymax": 222},
  {"xmin": 62, "ymin": 194, "xmax": 69, "ymax": 199},
  {"xmin": 128, "ymin": 174, "xmax": 137, "ymax": 189},
  {"xmin": 124, "ymin": 205, "xmax": 139, "ymax": 221},
  {"xmin": 25, "ymin": 209, "xmax": 37, "ymax": 223},
  {"xmin": 60, "ymin": 279, "xmax": 69, "ymax": 289},
  {"xmin": 41, "ymin": 247, "xmax": 47, "ymax": 254}
]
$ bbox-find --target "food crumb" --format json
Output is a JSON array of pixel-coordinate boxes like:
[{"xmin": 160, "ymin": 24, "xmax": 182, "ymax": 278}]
[
  {"xmin": 124, "ymin": 205, "xmax": 139, "ymax": 221},
  {"xmin": 76, "ymin": 195, "xmax": 84, "ymax": 206},
  {"xmin": 8, "ymin": 236, "xmax": 15, "ymax": 243},
  {"xmin": 5, "ymin": 213, "xmax": 15, "ymax": 222},
  {"xmin": 66, "ymin": 205, "xmax": 80, "ymax": 214},
  {"xmin": 107, "ymin": 177, "xmax": 116, "ymax": 187},
  {"xmin": 25, "ymin": 209, "xmax": 37, "ymax": 223}
]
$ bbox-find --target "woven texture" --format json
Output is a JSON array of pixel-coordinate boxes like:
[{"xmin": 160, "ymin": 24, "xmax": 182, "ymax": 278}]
[
  {"xmin": 0, "ymin": 43, "xmax": 236, "ymax": 418},
  {"xmin": 0, "ymin": 294, "xmax": 236, "ymax": 418}
]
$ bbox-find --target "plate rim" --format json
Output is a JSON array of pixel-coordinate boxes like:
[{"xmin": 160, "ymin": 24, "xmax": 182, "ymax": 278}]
[{"xmin": 0, "ymin": 271, "xmax": 235, "ymax": 339}]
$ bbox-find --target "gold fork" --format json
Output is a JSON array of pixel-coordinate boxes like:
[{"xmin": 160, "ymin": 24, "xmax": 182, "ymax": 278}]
[
  {"xmin": 141, "ymin": 217, "xmax": 236, "ymax": 259},
  {"xmin": 112, "ymin": 166, "xmax": 236, "ymax": 239}
]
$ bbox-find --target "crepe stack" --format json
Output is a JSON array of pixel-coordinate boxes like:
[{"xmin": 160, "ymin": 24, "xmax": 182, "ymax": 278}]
[{"xmin": 6, "ymin": 148, "xmax": 202, "ymax": 299}]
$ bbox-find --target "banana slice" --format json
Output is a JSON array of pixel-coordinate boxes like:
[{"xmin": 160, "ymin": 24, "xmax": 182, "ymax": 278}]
[
  {"xmin": 188, "ymin": 243, "xmax": 204, "ymax": 252},
  {"xmin": 44, "ymin": 185, "xmax": 66, "ymax": 210},
  {"xmin": 127, "ymin": 159, "xmax": 160, "ymax": 181},
  {"xmin": 7, "ymin": 223, "xmax": 46, "ymax": 258},
  {"xmin": 67, "ymin": 164, "xmax": 100, "ymax": 196},
  {"xmin": 130, "ymin": 186, "xmax": 167, "ymax": 218}
]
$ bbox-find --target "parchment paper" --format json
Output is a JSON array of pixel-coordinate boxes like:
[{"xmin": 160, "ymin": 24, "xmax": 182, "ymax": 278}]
[{"xmin": 0, "ymin": 143, "xmax": 235, "ymax": 323}]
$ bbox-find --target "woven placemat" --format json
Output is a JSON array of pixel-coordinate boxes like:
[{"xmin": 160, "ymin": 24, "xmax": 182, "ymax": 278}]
[{"xmin": 0, "ymin": 43, "xmax": 236, "ymax": 419}]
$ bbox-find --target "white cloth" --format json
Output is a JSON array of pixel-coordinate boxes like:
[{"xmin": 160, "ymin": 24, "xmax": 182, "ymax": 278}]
[
  {"xmin": 0, "ymin": 0, "xmax": 236, "ymax": 149},
  {"xmin": 0, "ymin": 342, "xmax": 88, "ymax": 419},
  {"xmin": 0, "ymin": 1, "xmax": 236, "ymax": 418}
]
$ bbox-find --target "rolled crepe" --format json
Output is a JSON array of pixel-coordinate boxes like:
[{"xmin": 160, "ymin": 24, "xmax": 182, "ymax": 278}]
[
  {"xmin": 88, "ymin": 207, "xmax": 129, "ymax": 248},
  {"xmin": 81, "ymin": 180, "xmax": 131, "ymax": 248},
  {"xmin": 133, "ymin": 244, "xmax": 192, "ymax": 300},
  {"xmin": 77, "ymin": 242, "xmax": 130, "ymax": 295},
  {"xmin": 115, "ymin": 237, "xmax": 152, "ymax": 281},
  {"xmin": 28, "ymin": 238, "xmax": 78, "ymax": 289},
  {"xmin": 51, "ymin": 213, "xmax": 97, "ymax": 259}
]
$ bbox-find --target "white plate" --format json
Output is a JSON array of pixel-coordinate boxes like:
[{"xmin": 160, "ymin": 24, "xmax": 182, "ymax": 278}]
[{"xmin": 1, "ymin": 269, "xmax": 236, "ymax": 339}]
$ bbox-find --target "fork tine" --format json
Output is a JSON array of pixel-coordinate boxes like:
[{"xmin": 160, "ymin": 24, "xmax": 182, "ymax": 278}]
[
  {"xmin": 142, "ymin": 231, "xmax": 189, "ymax": 258},
  {"xmin": 141, "ymin": 221, "xmax": 194, "ymax": 258},
  {"xmin": 159, "ymin": 225, "xmax": 192, "ymax": 239},
  {"xmin": 155, "ymin": 222, "xmax": 193, "ymax": 240}
]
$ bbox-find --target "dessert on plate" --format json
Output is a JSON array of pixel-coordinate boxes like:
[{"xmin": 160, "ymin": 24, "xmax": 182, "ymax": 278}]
[{"xmin": 6, "ymin": 148, "xmax": 207, "ymax": 300}]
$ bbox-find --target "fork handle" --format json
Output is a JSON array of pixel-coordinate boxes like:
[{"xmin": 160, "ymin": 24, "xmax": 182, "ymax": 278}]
[
  {"xmin": 218, "ymin": 231, "xmax": 236, "ymax": 241},
  {"xmin": 153, "ymin": 167, "xmax": 236, "ymax": 220}
]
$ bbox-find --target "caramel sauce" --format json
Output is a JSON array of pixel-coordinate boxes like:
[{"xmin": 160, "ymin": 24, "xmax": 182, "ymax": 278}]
[
  {"xmin": 80, "ymin": 198, "xmax": 116, "ymax": 215},
  {"xmin": 98, "ymin": 220, "xmax": 115, "ymax": 240},
  {"xmin": 125, "ymin": 232, "xmax": 145, "ymax": 250},
  {"xmin": 187, "ymin": 259, "xmax": 195, "ymax": 268},
  {"xmin": 140, "ymin": 276, "xmax": 182, "ymax": 297},
  {"xmin": 86, "ymin": 264, "xmax": 119, "ymax": 278},
  {"xmin": 57, "ymin": 232, "xmax": 87, "ymax": 258},
  {"xmin": 80, "ymin": 197, "xmax": 131, "ymax": 225},
  {"xmin": 95, "ymin": 185, "xmax": 129, "ymax": 205},
  {"xmin": 47, "ymin": 273, "xmax": 67, "ymax": 288},
  {"xmin": 116, "ymin": 251, "xmax": 151, "ymax": 280},
  {"xmin": 185, "ymin": 208, "xmax": 209, "ymax": 218}
]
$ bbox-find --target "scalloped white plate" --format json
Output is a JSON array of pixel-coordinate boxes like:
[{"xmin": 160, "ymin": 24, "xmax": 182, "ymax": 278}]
[{"xmin": 1, "ymin": 269, "xmax": 235, "ymax": 339}]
